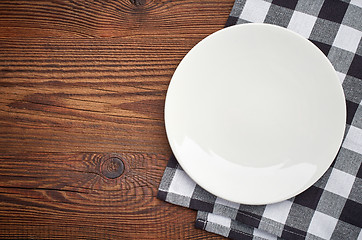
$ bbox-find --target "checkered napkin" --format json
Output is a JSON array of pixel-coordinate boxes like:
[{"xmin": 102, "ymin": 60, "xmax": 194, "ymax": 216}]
[{"xmin": 158, "ymin": 0, "xmax": 362, "ymax": 239}]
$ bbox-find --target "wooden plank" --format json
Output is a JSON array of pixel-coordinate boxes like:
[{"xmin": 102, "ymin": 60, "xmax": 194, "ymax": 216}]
[
  {"xmin": 0, "ymin": 153, "xmax": 224, "ymax": 239},
  {"xmin": 0, "ymin": 37, "xmax": 185, "ymax": 154},
  {"xmin": 0, "ymin": 0, "xmax": 233, "ymax": 38}
]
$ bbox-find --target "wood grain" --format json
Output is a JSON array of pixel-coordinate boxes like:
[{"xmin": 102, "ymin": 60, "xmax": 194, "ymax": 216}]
[
  {"xmin": 0, "ymin": 0, "xmax": 234, "ymax": 238},
  {"xmin": 0, "ymin": 153, "xmax": 203, "ymax": 239}
]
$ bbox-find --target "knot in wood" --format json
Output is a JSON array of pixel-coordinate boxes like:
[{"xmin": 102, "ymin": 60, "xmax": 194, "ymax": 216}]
[
  {"xmin": 101, "ymin": 157, "xmax": 124, "ymax": 179},
  {"xmin": 129, "ymin": 0, "xmax": 146, "ymax": 6}
]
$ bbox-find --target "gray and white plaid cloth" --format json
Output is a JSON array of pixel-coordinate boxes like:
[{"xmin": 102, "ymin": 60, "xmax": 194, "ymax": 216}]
[{"xmin": 158, "ymin": 0, "xmax": 362, "ymax": 239}]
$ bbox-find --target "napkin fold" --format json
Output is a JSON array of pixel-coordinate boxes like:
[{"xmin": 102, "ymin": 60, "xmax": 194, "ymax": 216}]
[
  {"xmin": 196, "ymin": 211, "xmax": 282, "ymax": 240},
  {"xmin": 158, "ymin": 0, "xmax": 362, "ymax": 239}
]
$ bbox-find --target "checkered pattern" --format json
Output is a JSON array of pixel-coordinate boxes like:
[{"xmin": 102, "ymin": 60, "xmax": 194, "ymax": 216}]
[
  {"xmin": 197, "ymin": 211, "xmax": 282, "ymax": 240},
  {"xmin": 158, "ymin": 0, "xmax": 362, "ymax": 239}
]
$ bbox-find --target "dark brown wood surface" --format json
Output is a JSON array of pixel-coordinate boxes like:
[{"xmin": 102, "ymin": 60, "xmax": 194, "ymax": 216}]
[{"xmin": 0, "ymin": 0, "xmax": 234, "ymax": 238}]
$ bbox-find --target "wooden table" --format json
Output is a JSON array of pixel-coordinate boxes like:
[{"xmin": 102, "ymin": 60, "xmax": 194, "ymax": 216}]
[{"xmin": 0, "ymin": 0, "xmax": 234, "ymax": 238}]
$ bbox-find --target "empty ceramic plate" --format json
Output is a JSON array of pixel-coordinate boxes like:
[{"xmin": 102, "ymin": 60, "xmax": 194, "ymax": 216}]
[{"xmin": 164, "ymin": 23, "xmax": 346, "ymax": 205}]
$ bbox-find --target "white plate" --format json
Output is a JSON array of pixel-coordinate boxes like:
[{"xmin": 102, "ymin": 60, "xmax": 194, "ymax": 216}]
[{"xmin": 164, "ymin": 23, "xmax": 346, "ymax": 205}]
